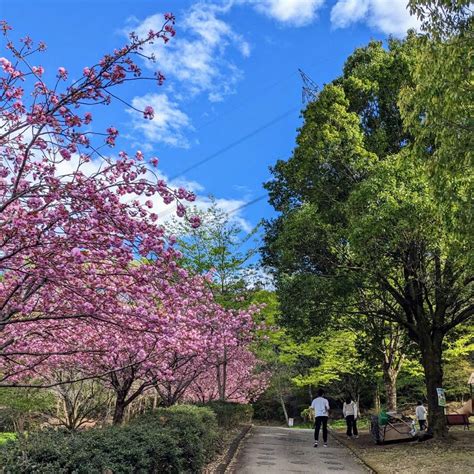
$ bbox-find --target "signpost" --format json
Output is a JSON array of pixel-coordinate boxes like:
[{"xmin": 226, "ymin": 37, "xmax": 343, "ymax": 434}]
[{"xmin": 436, "ymin": 388, "xmax": 446, "ymax": 407}]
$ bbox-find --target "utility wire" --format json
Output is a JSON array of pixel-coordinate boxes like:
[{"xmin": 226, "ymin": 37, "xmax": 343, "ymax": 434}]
[
  {"xmin": 227, "ymin": 194, "xmax": 267, "ymax": 215},
  {"xmin": 195, "ymin": 70, "xmax": 300, "ymax": 132},
  {"xmin": 170, "ymin": 106, "xmax": 298, "ymax": 181}
]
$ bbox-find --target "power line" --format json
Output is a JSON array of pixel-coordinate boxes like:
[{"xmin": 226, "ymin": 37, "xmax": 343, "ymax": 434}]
[
  {"xmin": 169, "ymin": 106, "xmax": 298, "ymax": 181},
  {"xmin": 227, "ymin": 194, "xmax": 267, "ymax": 215},
  {"xmin": 196, "ymin": 71, "xmax": 300, "ymax": 132},
  {"xmin": 159, "ymin": 68, "xmax": 320, "ymax": 220}
]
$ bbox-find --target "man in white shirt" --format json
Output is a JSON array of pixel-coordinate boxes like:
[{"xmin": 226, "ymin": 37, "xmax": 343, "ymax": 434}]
[
  {"xmin": 415, "ymin": 401, "xmax": 427, "ymax": 430},
  {"xmin": 310, "ymin": 388, "xmax": 330, "ymax": 447}
]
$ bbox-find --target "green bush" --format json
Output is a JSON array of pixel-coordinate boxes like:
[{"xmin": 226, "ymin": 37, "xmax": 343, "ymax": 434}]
[
  {"xmin": 0, "ymin": 405, "xmax": 218, "ymax": 473},
  {"xmin": 202, "ymin": 401, "xmax": 253, "ymax": 429},
  {"xmin": 132, "ymin": 404, "xmax": 219, "ymax": 472}
]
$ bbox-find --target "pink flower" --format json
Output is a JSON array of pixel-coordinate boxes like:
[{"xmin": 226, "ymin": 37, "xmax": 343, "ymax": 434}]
[
  {"xmin": 155, "ymin": 71, "xmax": 165, "ymax": 86},
  {"xmin": 0, "ymin": 57, "xmax": 12, "ymax": 70},
  {"xmin": 143, "ymin": 106, "xmax": 154, "ymax": 120},
  {"xmin": 189, "ymin": 215, "xmax": 201, "ymax": 228},
  {"xmin": 71, "ymin": 247, "xmax": 84, "ymax": 261},
  {"xmin": 59, "ymin": 148, "xmax": 71, "ymax": 160},
  {"xmin": 57, "ymin": 67, "xmax": 68, "ymax": 79},
  {"xmin": 32, "ymin": 65, "xmax": 44, "ymax": 76}
]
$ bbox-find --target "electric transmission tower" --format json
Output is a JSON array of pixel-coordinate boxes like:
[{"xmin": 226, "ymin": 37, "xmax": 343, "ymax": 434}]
[{"xmin": 299, "ymin": 69, "xmax": 319, "ymax": 104}]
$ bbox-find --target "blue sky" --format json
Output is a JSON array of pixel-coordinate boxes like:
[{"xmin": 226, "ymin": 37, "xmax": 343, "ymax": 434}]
[{"xmin": 1, "ymin": 0, "xmax": 419, "ymax": 234}]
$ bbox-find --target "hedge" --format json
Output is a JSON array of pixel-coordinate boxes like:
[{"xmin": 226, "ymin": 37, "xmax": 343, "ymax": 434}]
[
  {"xmin": 130, "ymin": 405, "xmax": 219, "ymax": 472},
  {"xmin": 0, "ymin": 405, "xmax": 218, "ymax": 473},
  {"xmin": 201, "ymin": 401, "xmax": 253, "ymax": 429}
]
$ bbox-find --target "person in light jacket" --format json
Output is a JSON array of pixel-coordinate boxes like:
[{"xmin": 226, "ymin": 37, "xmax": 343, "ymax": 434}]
[
  {"xmin": 415, "ymin": 401, "xmax": 427, "ymax": 431},
  {"xmin": 343, "ymin": 396, "xmax": 359, "ymax": 439}
]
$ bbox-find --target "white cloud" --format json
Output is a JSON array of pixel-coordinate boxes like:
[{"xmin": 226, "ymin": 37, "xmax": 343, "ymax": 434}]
[
  {"xmin": 206, "ymin": 196, "xmax": 253, "ymax": 232},
  {"xmin": 54, "ymin": 152, "xmax": 251, "ymax": 230},
  {"xmin": 127, "ymin": 3, "xmax": 249, "ymax": 102},
  {"xmin": 246, "ymin": 0, "xmax": 325, "ymax": 27},
  {"xmin": 330, "ymin": 0, "xmax": 369, "ymax": 28},
  {"xmin": 331, "ymin": 0, "xmax": 420, "ymax": 36},
  {"xmin": 128, "ymin": 93, "xmax": 192, "ymax": 148}
]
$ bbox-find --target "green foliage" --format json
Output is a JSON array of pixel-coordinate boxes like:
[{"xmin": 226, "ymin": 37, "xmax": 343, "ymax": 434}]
[
  {"xmin": 0, "ymin": 432, "xmax": 16, "ymax": 445},
  {"xmin": 264, "ymin": 31, "xmax": 472, "ymax": 436},
  {"xmin": 166, "ymin": 199, "xmax": 260, "ymax": 308},
  {"xmin": 0, "ymin": 388, "xmax": 55, "ymax": 432},
  {"xmin": 131, "ymin": 404, "xmax": 219, "ymax": 471},
  {"xmin": 291, "ymin": 330, "xmax": 371, "ymax": 391},
  {"xmin": 443, "ymin": 324, "xmax": 474, "ymax": 400},
  {"xmin": 400, "ymin": 3, "xmax": 473, "ymax": 251},
  {"xmin": 0, "ymin": 405, "xmax": 219, "ymax": 473},
  {"xmin": 408, "ymin": 1, "xmax": 472, "ymax": 37},
  {"xmin": 204, "ymin": 401, "xmax": 253, "ymax": 429}
]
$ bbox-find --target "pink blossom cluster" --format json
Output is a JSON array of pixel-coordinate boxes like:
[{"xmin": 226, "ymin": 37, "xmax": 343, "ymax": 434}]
[
  {"xmin": 0, "ymin": 18, "xmax": 198, "ymax": 340},
  {"xmin": 1, "ymin": 263, "xmax": 267, "ymax": 421}
]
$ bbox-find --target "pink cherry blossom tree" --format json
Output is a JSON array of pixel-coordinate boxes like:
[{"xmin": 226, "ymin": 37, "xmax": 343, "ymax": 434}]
[
  {"xmin": 0, "ymin": 20, "xmax": 269, "ymax": 418},
  {"xmin": 0, "ymin": 17, "xmax": 200, "ymax": 361}
]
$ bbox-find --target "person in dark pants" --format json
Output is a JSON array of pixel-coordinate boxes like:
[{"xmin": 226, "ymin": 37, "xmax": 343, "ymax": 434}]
[
  {"xmin": 343, "ymin": 396, "xmax": 359, "ymax": 439},
  {"xmin": 416, "ymin": 401, "xmax": 427, "ymax": 431},
  {"xmin": 310, "ymin": 388, "xmax": 330, "ymax": 447}
]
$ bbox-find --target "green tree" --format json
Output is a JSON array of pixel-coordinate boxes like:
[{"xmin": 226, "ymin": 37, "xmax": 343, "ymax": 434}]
[
  {"xmin": 167, "ymin": 199, "xmax": 259, "ymax": 307},
  {"xmin": 348, "ymin": 153, "xmax": 472, "ymax": 435},
  {"xmin": 264, "ymin": 38, "xmax": 473, "ymax": 437},
  {"xmin": 401, "ymin": 1, "xmax": 473, "ymax": 249},
  {"xmin": 250, "ymin": 290, "xmax": 299, "ymax": 424},
  {"xmin": 167, "ymin": 200, "xmax": 263, "ymax": 402},
  {"xmin": 0, "ymin": 388, "xmax": 54, "ymax": 432}
]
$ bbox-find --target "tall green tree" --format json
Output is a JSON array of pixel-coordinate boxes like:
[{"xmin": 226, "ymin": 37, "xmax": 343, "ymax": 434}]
[
  {"xmin": 401, "ymin": 0, "xmax": 473, "ymax": 249},
  {"xmin": 167, "ymin": 199, "xmax": 259, "ymax": 307},
  {"xmin": 264, "ymin": 38, "xmax": 473, "ymax": 437}
]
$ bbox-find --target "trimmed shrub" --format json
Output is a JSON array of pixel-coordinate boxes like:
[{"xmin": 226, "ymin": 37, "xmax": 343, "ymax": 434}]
[
  {"xmin": 202, "ymin": 401, "xmax": 253, "ymax": 429},
  {"xmin": 0, "ymin": 405, "xmax": 218, "ymax": 473},
  {"xmin": 0, "ymin": 427, "xmax": 182, "ymax": 474},
  {"xmin": 132, "ymin": 404, "xmax": 219, "ymax": 472}
]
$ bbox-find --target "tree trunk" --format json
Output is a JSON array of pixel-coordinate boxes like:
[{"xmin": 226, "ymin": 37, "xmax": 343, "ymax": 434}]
[
  {"xmin": 383, "ymin": 368, "xmax": 398, "ymax": 412},
  {"xmin": 419, "ymin": 331, "xmax": 448, "ymax": 437},
  {"xmin": 219, "ymin": 348, "xmax": 228, "ymax": 401},
  {"xmin": 374, "ymin": 385, "xmax": 381, "ymax": 413},
  {"xmin": 112, "ymin": 394, "xmax": 127, "ymax": 425},
  {"xmin": 278, "ymin": 391, "xmax": 289, "ymax": 425}
]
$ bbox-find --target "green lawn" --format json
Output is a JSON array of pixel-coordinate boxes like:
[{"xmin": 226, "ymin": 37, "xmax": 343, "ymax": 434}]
[
  {"xmin": 290, "ymin": 418, "xmax": 370, "ymax": 430},
  {"xmin": 0, "ymin": 433, "xmax": 16, "ymax": 445}
]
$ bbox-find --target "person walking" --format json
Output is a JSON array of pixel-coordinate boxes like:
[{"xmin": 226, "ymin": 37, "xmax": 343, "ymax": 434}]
[
  {"xmin": 416, "ymin": 401, "xmax": 427, "ymax": 431},
  {"xmin": 310, "ymin": 388, "xmax": 330, "ymax": 447},
  {"xmin": 343, "ymin": 396, "xmax": 359, "ymax": 439}
]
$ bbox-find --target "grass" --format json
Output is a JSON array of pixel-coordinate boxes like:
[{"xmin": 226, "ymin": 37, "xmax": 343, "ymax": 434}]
[
  {"xmin": 334, "ymin": 427, "xmax": 474, "ymax": 474},
  {"xmin": 0, "ymin": 433, "xmax": 16, "ymax": 445},
  {"xmin": 289, "ymin": 417, "xmax": 370, "ymax": 431}
]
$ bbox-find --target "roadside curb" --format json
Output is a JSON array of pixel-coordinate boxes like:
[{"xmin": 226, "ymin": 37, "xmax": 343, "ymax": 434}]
[
  {"xmin": 215, "ymin": 424, "xmax": 252, "ymax": 474},
  {"xmin": 330, "ymin": 429, "xmax": 378, "ymax": 474}
]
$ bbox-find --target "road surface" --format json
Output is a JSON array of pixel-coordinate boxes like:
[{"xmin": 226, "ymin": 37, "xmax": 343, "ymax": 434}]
[{"xmin": 228, "ymin": 426, "xmax": 369, "ymax": 473}]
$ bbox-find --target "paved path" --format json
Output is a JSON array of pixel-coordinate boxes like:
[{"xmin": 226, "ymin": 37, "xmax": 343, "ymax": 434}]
[{"xmin": 228, "ymin": 426, "xmax": 369, "ymax": 474}]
